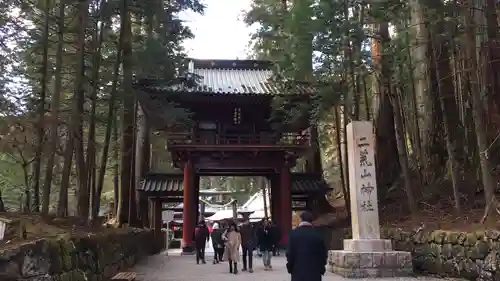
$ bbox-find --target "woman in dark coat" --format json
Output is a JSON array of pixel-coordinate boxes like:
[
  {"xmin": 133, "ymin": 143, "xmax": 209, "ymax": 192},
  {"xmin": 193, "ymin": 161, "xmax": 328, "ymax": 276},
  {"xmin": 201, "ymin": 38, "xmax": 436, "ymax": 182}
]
[
  {"xmin": 257, "ymin": 219, "xmax": 274, "ymax": 270},
  {"xmin": 194, "ymin": 220, "xmax": 209, "ymax": 264},
  {"xmin": 270, "ymin": 221, "xmax": 281, "ymax": 256},
  {"xmin": 210, "ymin": 222, "xmax": 224, "ymax": 264}
]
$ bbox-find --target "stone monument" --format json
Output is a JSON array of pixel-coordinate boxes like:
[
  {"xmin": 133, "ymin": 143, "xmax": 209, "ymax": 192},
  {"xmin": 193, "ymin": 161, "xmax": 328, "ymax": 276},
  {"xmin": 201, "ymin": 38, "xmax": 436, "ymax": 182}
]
[{"xmin": 328, "ymin": 121, "xmax": 413, "ymax": 278}]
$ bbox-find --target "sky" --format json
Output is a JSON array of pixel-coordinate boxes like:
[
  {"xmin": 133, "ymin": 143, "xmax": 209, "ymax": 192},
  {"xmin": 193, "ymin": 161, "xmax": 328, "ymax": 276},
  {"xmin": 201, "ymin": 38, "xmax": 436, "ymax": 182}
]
[{"xmin": 179, "ymin": 0, "xmax": 256, "ymax": 60}]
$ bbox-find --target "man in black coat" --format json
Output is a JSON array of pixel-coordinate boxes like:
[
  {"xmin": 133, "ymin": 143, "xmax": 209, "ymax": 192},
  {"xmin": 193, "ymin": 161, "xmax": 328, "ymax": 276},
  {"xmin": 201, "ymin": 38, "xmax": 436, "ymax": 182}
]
[
  {"xmin": 194, "ymin": 220, "xmax": 209, "ymax": 264},
  {"xmin": 286, "ymin": 211, "xmax": 327, "ymax": 281},
  {"xmin": 239, "ymin": 219, "xmax": 257, "ymax": 272}
]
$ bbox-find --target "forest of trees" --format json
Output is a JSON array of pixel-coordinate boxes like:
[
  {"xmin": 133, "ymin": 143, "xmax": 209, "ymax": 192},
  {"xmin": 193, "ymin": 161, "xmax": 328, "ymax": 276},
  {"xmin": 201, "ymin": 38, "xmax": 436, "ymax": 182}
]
[
  {"xmin": 0, "ymin": 0, "xmax": 204, "ymax": 225},
  {"xmin": 0, "ymin": 0, "xmax": 499, "ymax": 227},
  {"xmin": 244, "ymin": 0, "xmax": 500, "ymax": 224}
]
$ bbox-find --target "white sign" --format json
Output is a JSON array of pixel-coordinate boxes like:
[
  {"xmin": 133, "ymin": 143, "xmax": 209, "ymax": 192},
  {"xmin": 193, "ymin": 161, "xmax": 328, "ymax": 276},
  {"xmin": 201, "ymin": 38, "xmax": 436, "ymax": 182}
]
[
  {"xmin": 347, "ymin": 121, "xmax": 380, "ymax": 240},
  {"xmin": 162, "ymin": 210, "xmax": 174, "ymax": 222}
]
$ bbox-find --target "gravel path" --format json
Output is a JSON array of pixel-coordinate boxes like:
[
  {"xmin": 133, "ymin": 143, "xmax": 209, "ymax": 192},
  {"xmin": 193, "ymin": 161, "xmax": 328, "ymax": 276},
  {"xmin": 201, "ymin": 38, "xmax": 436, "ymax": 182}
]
[{"xmin": 133, "ymin": 251, "xmax": 465, "ymax": 281}]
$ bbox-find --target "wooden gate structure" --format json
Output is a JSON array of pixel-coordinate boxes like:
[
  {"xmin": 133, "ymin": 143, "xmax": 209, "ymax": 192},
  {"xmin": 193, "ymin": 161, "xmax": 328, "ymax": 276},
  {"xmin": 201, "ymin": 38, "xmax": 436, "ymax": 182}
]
[{"xmin": 135, "ymin": 59, "xmax": 331, "ymax": 253}]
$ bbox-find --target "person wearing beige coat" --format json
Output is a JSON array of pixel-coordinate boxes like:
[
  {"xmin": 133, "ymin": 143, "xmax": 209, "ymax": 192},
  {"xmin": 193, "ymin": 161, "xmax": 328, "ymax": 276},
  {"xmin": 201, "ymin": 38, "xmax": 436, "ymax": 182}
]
[{"xmin": 223, "ymin": 222, "xmax": 241, "ymax": 274}]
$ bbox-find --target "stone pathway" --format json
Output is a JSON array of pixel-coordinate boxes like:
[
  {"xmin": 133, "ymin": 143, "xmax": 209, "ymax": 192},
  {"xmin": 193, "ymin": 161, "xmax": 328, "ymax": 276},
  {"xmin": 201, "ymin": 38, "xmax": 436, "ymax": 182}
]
[{"xmin": 133, "ymin": 251, "xmax": 464, "ymax": 281}]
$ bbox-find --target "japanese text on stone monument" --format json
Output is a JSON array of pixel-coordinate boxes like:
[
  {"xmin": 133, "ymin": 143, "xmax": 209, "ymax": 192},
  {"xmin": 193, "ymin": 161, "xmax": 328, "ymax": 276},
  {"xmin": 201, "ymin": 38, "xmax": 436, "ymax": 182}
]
[{"xmin": 357, "ymin": 137, "xmax": 375, "ymax": 212}]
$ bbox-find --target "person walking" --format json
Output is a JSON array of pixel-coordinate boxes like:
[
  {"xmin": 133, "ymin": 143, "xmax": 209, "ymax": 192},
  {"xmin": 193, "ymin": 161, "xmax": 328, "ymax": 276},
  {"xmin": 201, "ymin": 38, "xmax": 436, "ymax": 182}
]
[
  {"xmin": 256, "ymin": 219, "xmax": 265, "ymax": 257},
  {"xmin": 194, "ymin": 220, "xmax": 209, "ymax": 264},
  {"xmin": 239, "ymin": 218, "xmax": 257, "ymax": 273},
  {"xmin": 270, "ymin": 221, "xmax": 281, "ymax": 256},
  {"xmin": 211, "ymin": 222, "xmax": 224, "ymax": 264},
  {"xmin": 223, "ymin": 222, "xmax": 241, "ymax": 274},
  {"xmin": 286, "ymin": 211, "xmax": 327, "ymax": 281},
  {"xmin": 257, "ymin": 218, "xmax": 274, "ymax": 270}
]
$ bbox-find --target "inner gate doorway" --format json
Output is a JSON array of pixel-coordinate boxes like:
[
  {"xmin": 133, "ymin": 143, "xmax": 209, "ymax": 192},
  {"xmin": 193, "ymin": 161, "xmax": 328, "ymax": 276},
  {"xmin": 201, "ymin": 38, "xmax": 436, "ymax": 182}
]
[{"xmin": 135, "ymin": 59, "xmax": 331, "ymax": 253}]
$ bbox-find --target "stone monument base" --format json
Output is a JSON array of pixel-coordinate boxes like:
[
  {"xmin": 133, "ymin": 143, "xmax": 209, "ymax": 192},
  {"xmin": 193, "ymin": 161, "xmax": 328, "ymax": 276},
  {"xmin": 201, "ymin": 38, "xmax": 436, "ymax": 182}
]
[{"xmin": 328, "ymin": 240, "xmax": 413, "ymax": 278}]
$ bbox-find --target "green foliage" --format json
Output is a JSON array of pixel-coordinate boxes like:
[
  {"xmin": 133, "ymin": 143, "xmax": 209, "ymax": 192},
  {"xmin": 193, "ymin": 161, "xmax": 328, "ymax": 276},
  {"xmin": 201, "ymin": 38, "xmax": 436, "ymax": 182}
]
[
  {"xmin": 0, "ymin": 0, "xmax": 205, "ymax": 214},
  {"xmin": 199, "ymin": 176, "xmax": 262, "ymax": 204},
  {"xmin": 0, "ymin": 154, "xmax": 25, "ymax": 210},
  {"xmin": 243, "ymin": 0, "xmax": 381, "ymax": 183}
]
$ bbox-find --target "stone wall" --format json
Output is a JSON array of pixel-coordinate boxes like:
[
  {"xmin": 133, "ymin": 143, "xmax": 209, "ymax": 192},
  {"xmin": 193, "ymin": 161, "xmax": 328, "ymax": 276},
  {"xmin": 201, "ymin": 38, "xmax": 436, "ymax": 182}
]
[
  {"xmin": 325, "ymin": 227, "xmax": 500, "ymax": 280},
  {"xmin": 0, "ymin": 228, "xmax": 155, "ymax": 281}
]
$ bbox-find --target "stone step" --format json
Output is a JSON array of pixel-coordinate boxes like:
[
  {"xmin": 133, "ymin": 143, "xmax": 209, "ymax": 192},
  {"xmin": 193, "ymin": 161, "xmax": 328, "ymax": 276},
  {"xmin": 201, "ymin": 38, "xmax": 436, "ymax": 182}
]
[{"xmin": 343, "ymin": 239, "xmax": 393, "ymax": 252}]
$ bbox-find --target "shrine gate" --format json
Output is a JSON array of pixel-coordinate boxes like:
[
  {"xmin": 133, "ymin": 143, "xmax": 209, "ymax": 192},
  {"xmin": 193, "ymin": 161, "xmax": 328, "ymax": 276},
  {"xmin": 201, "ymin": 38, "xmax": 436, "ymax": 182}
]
[{"xmin": 134, "ymin": 59, "xmax": 331, "ymax": 253}]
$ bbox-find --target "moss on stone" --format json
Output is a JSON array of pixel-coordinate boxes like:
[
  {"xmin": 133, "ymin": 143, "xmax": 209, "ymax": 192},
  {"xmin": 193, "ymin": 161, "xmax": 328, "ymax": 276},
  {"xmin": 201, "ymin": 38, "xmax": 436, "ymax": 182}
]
[
  {"xmin": 327, "ymin": 226, "xmax": 500, "ymax": 280},
  {"xmin": 442, "ymin": 259, "xmax": 458, "ymax": 275},
  {"xmin": 490, "ymin": 241, "xmax": 500, "ymax": 251},
  {"xmin": 392, "ymin": 229, "xmax": 403, "ymax": 241},
  {"xmin": 413, "ymin": 230, "xmax": 430, "ymax": 244},
  {"xmin": 47, "ymin": 238, "xmax": 64, "ymax": 274},
  {"xmin": 484, "ymin": 230, "xmax": 500, "ymax": 241},
  {"xmin": 0, "ymin": 228, "xmax": 154, "ymax": 281},
  {"xmin": 395, "ymin": 240, "xmax": 413, "ymax": 252},
  {"xmin": 443, "ymin": 231, "xmax": 460, "ymax": 244},
  {"xmin": 431, "ymin": 230, "xmax": 446, "ymax": 244},
  {"xmin": 60, "ymin": 239, "xmax": 74, "ymax": 271},
  {"xmin": 429, "ymin": 243, "xmax": 442, "ymax": 257},
  {"xmin": 457, "ymin": 232, "xmax": 467, "ymax": 245},
  {"xmin": 465, "ymin": 233, "xmax": 477, "ymax": 246},
  {"xmin": 451, "ymin": 244, "xmax": 466, "ymax": 258},
  {"xmin": 422, "ymin": 256, "xmax": 442, "ymax": 274},
  {"xmin": 474, "ymin": 231, "xmax": 485, "ymax": 241},
  {"xmin": 441, "ymin": 243, "xmax": 453, "ymax": 259},
  {"xmin": 473, "ymin": 241, "xmax": 490, "ymax": 259},
  {"xmin": 483, "ymin": 250, "xmax": 498, "ymax": 272}
]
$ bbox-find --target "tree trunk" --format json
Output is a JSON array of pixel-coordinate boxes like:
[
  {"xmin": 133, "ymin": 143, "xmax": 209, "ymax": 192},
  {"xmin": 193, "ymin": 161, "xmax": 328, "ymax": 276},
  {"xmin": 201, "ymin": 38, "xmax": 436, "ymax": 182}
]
[
  {"xmin": 484, "ymin": 0, "xmax": 500, "ymax": 127},
  {"xmin": 464, "ymin": 0, "xmax": 498, "ymax": 222},
  {"xmin": 87, "ymin": 6, "xmax": 105, "ymax": 221},
  {"xmin": 288, "ymin": 0, "xmax": 320, "ymax": 174},
  {"xmin": 135, "ymin": 105, "xmax": 150, "ymax": 227},
  {"xmin": 429, "ymin": 19, "xmax": 465, "ymax": 213},
  {"xmin": 73, "ymin": 0, "xmax": 90, "ymax": 219},
  {"xmin": 371, "ymin": 23, "xmax": 400, "ymax": 196},
  {"xmin": 58, "ymin": 137, "xmax": 72, "ymax": 217},
  {"xmin": 32, "ymin": 0, "xmax": 51, "ymax": 213},
  {"xmin": 334, "ymin": 106, "xmax": 349, "ymax": 211},
  {"xmin": 341, "ymin": 106, "xmax": 350, "ymax": 203},
  {"xmin": 93, "ymin": 20, "xmax": 123, "ymax": 221},
  {"xmin": 113, "ymin": 116, "xmax": 120, "ymax": 214},
  {"xmin": 410, "ymin": 0, "xmax": 447, "ymax": 184},
  {"xmin": 42, "ymin": 0, "xmax": 64, "ymax": 215},
  {"xmin": 129, "ymin": 103, "xmax": 138, "ymax": 226},
  {"xmin": 117, "ymin": 0, "xmax": 134, "ymax": 225},
  {"xmin": 22, "ymin": 162, "xmax": 31, "ymax": 212}
]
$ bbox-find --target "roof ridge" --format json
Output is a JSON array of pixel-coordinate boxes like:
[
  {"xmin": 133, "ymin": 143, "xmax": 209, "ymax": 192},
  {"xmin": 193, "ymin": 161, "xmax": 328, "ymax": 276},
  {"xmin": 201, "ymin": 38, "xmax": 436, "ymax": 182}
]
[{"xmin": 190, "ymin": 58, "xmax": 274, "ymax": 71}]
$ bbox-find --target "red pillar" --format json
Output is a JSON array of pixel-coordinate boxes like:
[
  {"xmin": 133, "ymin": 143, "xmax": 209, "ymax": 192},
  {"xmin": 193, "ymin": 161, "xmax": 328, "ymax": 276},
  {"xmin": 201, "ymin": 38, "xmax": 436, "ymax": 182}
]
[
  {"xmin": 182, "ymin": 161, "xmax": 195, "ymax": 253},
  {"xmin": 280, "ymin": 166, "xmax": 292, "ymax": 246}
]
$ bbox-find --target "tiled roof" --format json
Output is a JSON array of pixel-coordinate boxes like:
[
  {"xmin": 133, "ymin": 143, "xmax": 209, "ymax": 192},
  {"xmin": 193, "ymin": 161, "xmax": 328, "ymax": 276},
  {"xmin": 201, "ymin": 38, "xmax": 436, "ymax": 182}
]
[
  {"xmin": 291, "ymin": 173, "xmax": 330, "ymax": 194},
  {"xmin": 137, "ymin": 59, "xmax": 315, "ymax": 96},
  {"xmin": 138, "ymin": 173, "xmax": 184, "ymax": 192},
  {"xmin": 191, "ymin": 67, "xmax": 275, "ymax": 94},
  {"xmin": 138, "ymin": 172, "xmax": 330, "ymax": 194}
]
